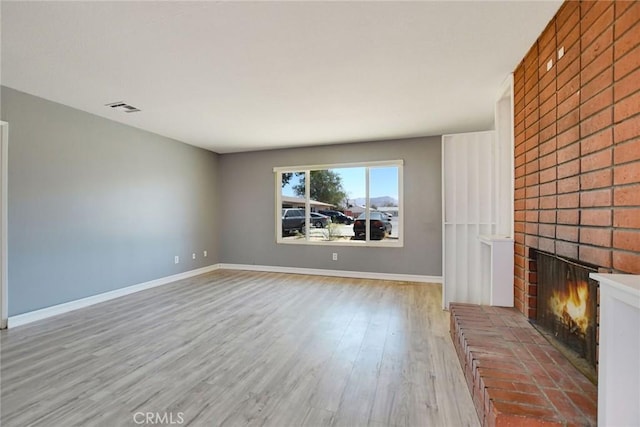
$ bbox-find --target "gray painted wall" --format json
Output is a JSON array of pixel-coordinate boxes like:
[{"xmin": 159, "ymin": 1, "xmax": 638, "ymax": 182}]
[
  {"xmin": 218, "ymin": 137, "xmax": 442, "ymax": 276},
  {"xmin": 2, "ymin": 87, "xmax": 219, "ymax": 315}
]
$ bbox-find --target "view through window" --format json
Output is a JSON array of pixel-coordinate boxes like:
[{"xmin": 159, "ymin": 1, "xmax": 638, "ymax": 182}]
[{"xmin": 276, "ymin": 161, "xmax": 402, "ymax": 246}]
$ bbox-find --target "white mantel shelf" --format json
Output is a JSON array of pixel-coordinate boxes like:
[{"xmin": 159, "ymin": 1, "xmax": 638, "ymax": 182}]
[{"xmin": 589, "ymin": 273, "xmax": 640, "ymax": 427}]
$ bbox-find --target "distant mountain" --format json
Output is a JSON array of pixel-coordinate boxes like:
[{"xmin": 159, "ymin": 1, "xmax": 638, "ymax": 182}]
[{"xmin": 350, "ymin": 196, "xmax": 398, "ymax": 207}]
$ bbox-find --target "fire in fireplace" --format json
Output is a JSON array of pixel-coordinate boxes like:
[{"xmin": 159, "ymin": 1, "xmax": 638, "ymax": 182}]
[
  {"xmin": 549, "ymin": 277, "xmax": 589, "ymax": 335},
  {"xmin": 535, "ymin": 251, "xmax": 598, "ymax": 377}
]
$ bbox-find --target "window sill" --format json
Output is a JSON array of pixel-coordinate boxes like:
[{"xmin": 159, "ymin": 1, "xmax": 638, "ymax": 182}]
[{"xmin": 276, "ymin": 239, "xmax": 403, "ymax": 248}]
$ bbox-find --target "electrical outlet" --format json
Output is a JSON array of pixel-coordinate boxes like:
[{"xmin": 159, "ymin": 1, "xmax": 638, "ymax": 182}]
[
  {"xmin": 192, "ymin": 253, "xmax": 196, "ymax": 260},
  {"xmin": 332, "ymin": 253, "xmax": 338, "ymax": 261},
  {"xmin": 203, "ymin": 250, "xmax": 207, "ymax": 258},
  {"xmin": 174, "ymin": 256, "xmax": 179, "ymax": 264}
]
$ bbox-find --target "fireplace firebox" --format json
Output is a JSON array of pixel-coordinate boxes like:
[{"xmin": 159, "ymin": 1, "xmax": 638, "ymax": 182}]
[{"xmin": 535, "ymin": 251, "xmax": 598, "ymax": 379}]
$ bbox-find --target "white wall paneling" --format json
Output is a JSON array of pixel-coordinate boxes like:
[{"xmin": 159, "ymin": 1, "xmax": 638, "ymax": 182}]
[
  {"xmin": 441, "ymin": 76, "xmax": 516, "ymax": 310},
  {"xmin": 442, "ymin": 130, "xmax": 496, "ymax": 309}
]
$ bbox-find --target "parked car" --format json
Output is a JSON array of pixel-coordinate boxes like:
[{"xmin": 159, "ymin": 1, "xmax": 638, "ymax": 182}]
[
  {"xmin": 282, "ymin": 208, "xmax": 306, "ymax": 235},
  {"xmin": 310, "ymin": 212, "xmax": 331, "ymax": 228},
  {"xmin": 318, "ymin": 210, "xmax": 353, "ymax": 225},
  {"xmin": 282, "ymin": 209, "xmax": 331, "ymax": 235},
  {"xmin": 352, "ymin": 212, "xmax": 392, "ymax": 240}
]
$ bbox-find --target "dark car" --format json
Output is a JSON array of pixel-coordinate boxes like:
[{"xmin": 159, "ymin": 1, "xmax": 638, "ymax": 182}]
[
  {"xmin": 353, "ymin": 212, "xmax": 392, "ymax": 240},
  {"xmin": 318, "ymin": 210, "xmax": 353, "ymax": 225},
  {"xmin": 282, "ymin": 209, "xmax": 331, "ymax": 235},
  {"xmin": 282, "ymin": 208, "xmax": 306, "ymax": 235}
]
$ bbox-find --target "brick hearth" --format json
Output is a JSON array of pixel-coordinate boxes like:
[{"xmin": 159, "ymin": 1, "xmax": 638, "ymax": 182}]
[{"xmin": 450, "ymin": 303, "xmax": 597, "ymax": 427}]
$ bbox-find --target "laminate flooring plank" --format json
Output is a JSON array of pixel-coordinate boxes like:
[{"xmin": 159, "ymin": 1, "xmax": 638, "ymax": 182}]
[
  {"xmin": 331, "ymin": 284, "xmax": 393, "ymax": 427},
  {"xmin": 306, "ymin": 280, "xmax": 379, "ymax": 414},
  {"xmin": 428, "ymin": 335, "xmax": 479, "ymax": 427}
]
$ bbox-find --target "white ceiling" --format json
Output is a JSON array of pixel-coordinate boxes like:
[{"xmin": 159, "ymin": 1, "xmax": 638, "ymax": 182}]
[{"xmin": 1, "ymin": 1, "xmax": 561, "ymax": 154}]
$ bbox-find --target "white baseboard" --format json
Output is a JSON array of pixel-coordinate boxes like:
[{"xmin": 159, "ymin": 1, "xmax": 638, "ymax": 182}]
[
  {"xmin": 216, "ymin": 263, "xmax": 442, "ymax": 284},
  {"xmin": 8, "ymin": 264, "xmax": 220, "ymax": 328}
]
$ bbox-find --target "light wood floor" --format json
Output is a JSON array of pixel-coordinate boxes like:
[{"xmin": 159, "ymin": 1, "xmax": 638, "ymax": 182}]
[{"xmin": 0, "ymin": 270, "xmax": 479, "ymax": 427}]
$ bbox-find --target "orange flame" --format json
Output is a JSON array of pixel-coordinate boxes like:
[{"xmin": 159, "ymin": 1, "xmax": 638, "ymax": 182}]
[{"xmin": 549, "ymin": 280, "xmax": 590, "ymax": 334}]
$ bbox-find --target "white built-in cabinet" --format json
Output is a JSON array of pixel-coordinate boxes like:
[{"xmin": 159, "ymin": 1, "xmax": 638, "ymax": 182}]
[{"xmin": 442, "ymin": 75, "xmax": 515, "ymax": 310}]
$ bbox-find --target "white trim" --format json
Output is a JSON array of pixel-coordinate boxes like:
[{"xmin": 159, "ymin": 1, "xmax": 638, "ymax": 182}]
[
  {"xmin": 275, "ymin": 171, "xmax": 282, "ymax": 240},
  {"xmin": 508, "ymin": 75, "xmax": 515, "ymax": 239},
  {"xmin": 365, "ymin": 166, "xmax": 370, "ymax": 242},
  {"xmin": 397, "ymin": 163, "xmax": 404, "ymax": 247},
  {"xmin": 494, "ymin": 73, "xmax": 515, "ymax": 238},
  {"xmin": 271, "ymin": 239, "xmax": 403, "ymax": 248},
  {"xmin": 216, "ymin": 263, "xmax": 441, "ymax": 284},
  {"xmin": 305, "ymin": 170, "xmax": 311, "ymax": 236},
  {"xmin": 1, "ymin": 122, "xmax": 8, "ymax": 329},
  {"xmin": 273, "ymin": 159, "xmax": 403, "ymax": 174},
  {"xmin": 496, "ymin": 73, "xmax": 514, "ymax": 104},
  {"xmin": 7, "ymin": 264, "xmax": 220, "ymax": 328},
  {"xmin": 441, "ymin": 134, "xmax": 446, "ymax": 310}
]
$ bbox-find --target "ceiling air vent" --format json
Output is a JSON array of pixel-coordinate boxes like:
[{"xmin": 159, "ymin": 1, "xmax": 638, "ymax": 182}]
[{"xmin": 105, "ymin": 101, "xmax": 140, "ymax": 113}]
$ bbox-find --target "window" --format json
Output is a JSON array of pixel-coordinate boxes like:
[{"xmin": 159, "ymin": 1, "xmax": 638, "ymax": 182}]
[{"xmin": 274, "ymin": 160, "xmax": 403, "ymax": 247}]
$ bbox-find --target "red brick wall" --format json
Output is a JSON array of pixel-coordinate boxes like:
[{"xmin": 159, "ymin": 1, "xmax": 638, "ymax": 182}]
[{"xmin": 514, "ymin": 0, "xmax": 640, "ymax": 318}]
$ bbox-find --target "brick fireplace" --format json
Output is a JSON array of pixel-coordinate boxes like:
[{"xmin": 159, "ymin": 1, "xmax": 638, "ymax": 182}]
[
  {"xmin": 513, "ymin": 0, "xmax": 640, "ymax": 326},
  {"xmin": 449, "ymin": 2, "xmax": 638, "ymax": 425}
]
